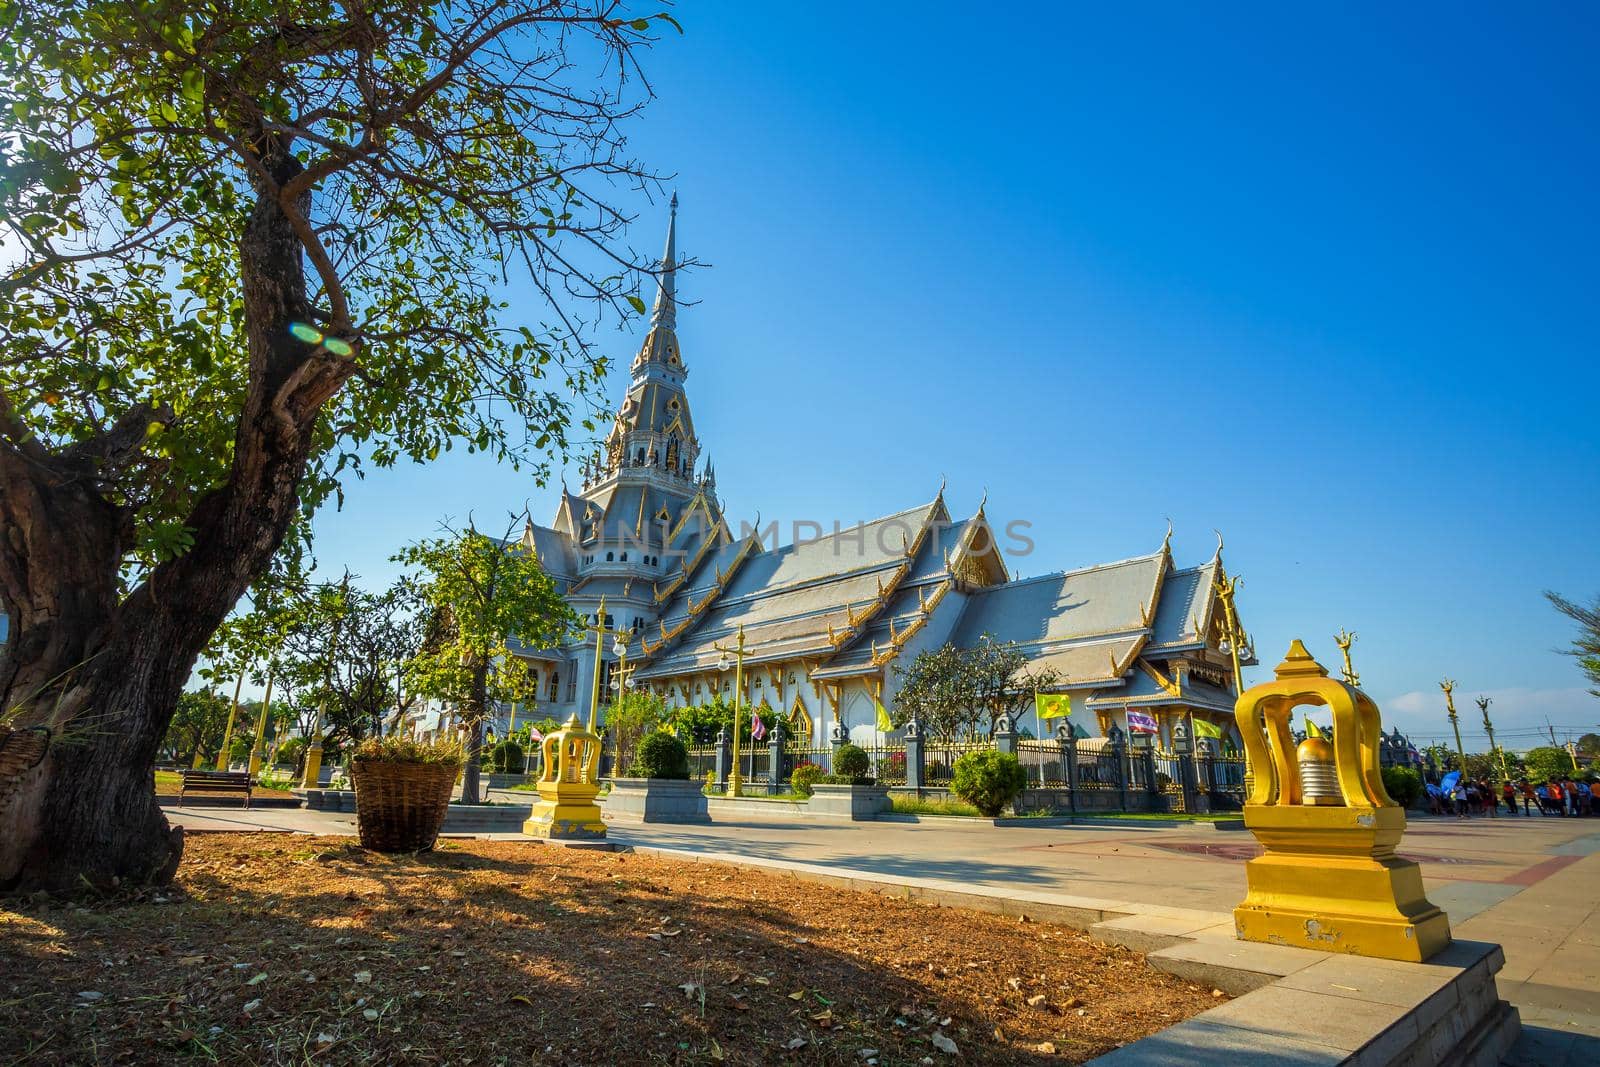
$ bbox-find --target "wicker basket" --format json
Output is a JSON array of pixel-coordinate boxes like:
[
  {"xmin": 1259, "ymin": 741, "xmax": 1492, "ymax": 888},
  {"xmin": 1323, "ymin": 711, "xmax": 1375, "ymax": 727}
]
[
  {"xmin": 0, "ymin": 725, "xmax": 51, "ymax": 809},
  {"xmin": 349, "ymin": 759, "xmax": 460, "ymax": 853}
]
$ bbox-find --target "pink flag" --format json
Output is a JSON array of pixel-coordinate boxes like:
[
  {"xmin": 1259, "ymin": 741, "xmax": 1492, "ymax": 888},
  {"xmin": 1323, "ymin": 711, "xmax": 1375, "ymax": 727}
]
[
  {"xmin": 751, "ymin": 714, "xmax": 766, "ymax": 741},
  {"xmin": 528, "ymin": 728, "xmax": 544, "ymax": 743}
]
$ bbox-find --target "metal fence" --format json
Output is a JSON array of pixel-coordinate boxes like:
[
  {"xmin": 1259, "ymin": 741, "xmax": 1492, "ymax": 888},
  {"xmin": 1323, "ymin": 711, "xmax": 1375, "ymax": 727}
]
[
  {"xmin": 923, "ymin": 740, "xmax": 990, "ymax": 787},
  {"xmin": 860, "ymin": 744, "xmax": 907, "ymax": 787},
  {"xmin": 687, "ymin": 745, "xmax": 718, "ymax": 783},
  {"xmin": 679, "ymin": 732, "xmax": 1249, "ymax": 810},
  {"xmin": 1074, "ymin": 737, "xmax": 1121, "ymax": 792},
  {"xmin": 1017, "ymin": 739, "xmax": 1068, "ymax": 786}
]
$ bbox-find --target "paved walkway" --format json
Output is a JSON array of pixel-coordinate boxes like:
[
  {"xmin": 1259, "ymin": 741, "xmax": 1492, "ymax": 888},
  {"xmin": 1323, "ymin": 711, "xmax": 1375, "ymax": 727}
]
[{"xmin": 168, "ymin": 801, "xmax": 1600, "ymax": 1060}]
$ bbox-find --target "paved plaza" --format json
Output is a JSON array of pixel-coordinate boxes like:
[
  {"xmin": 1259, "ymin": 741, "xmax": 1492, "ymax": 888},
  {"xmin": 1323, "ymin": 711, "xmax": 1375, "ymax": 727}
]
[{"xmin": 167, "ymin": 802, "xmax": 1600, "ymax": 1062}]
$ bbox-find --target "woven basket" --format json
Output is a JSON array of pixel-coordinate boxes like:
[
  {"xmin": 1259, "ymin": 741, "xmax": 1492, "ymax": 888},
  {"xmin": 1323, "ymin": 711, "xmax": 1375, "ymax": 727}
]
[
  {"xmin": 0, "ymin": 725, "xmax": 51, "ymax": 809},
  {"xmin": 349, "ymin": 759, "xmax": 459, "ymax": 853}
]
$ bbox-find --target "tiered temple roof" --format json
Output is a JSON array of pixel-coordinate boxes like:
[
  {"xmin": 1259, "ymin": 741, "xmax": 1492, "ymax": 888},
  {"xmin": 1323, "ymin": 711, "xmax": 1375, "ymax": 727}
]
[{"xmin": 503, "ymin": 200, "xmax": 1252, "ymax": 743}]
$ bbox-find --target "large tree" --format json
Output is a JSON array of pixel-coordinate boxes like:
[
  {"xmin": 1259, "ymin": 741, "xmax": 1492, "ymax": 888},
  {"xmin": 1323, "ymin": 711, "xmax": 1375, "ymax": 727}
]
[
  {"xmin": 892, "ymin": 637, "xmax": 1060, "ymax": 741},
  {"xmin": 1546, "ymin": 591, "xmax": 1600, "ymax": 699},
  {"xmin": 0, "ymin": 0, "xmax": 674, "ymax": 890},
  {"xmin": 159, "ymin": 689, "xmax": 234, "ymax": 766},
  {"xmin": 274, "ymin": 576, "xmax": 425, "ymax": 747},
  {"xmin": 398, "ymin": 515, "xmax": 576, "ymax": 804}
]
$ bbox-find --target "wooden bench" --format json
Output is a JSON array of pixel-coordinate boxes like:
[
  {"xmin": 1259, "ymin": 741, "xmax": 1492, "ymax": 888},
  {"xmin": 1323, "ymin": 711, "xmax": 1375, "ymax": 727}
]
[{"xmin": 177, "ymin": 769, "xmax": 254, "ymax": 808}]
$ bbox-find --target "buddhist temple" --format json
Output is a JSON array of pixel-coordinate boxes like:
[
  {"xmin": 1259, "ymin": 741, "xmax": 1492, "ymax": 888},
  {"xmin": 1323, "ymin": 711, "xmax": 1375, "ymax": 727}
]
[{"xmin": 501, "ymin": 200, "xmax": 1256, "ymax": 748}]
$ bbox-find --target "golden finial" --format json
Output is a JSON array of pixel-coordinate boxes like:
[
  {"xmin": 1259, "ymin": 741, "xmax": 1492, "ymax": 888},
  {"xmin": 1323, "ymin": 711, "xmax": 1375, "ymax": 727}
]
[
  {"xmin": 876, "ymin": 574, "xmax": 886, "ymax": 598},
  {"xmin": 918, "ymin": 587, "xmax": 930, "ymax": 613},
  {"xmin": 1161, "ymin": 518, "xmax": 1173, "ymax": 554},
  {"xmin": 1212, "ymin": 529, "xmax": 1224, "ymax": 560},
  {"xmin": 976, "ymin": 488, "xmax": 988, "ymax": 516},
  {"xmin": 1274, "ymin": 639, "xmax": 1328, "ymax": 679},
  {"xmin": 1334, "ymin": 629, "xmax": 1360, "ymax": 687}
]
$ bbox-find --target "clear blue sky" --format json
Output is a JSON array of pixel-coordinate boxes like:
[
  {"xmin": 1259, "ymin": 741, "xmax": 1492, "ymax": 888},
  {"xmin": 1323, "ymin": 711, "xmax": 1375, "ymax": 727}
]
[{"xmin": 308, "ymin": 3, "xmax": 1600, "ymax": 751}]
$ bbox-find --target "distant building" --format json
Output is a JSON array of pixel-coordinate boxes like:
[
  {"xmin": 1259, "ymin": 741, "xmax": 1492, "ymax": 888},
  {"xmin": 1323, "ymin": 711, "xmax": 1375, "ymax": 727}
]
[{"xmin": 509, "ymin": 200, "xmax": 1256, "ymax": 748}]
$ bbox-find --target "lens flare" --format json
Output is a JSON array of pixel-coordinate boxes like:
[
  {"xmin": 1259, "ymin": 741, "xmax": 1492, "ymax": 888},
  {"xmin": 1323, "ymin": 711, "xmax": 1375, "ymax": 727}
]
[
  {"xmin": 289, "ymin": 322, "xmax": 322, "ymax": 344},
  {"xmin": 324, "ymin": 336, "xmax": 354, "ymax": 357}
]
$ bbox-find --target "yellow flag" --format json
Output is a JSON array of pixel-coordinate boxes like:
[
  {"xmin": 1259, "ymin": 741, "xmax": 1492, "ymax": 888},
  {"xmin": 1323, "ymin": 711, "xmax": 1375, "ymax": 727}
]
[
  {"xmin": 1035, "ymin": 692, "xmax": 1071, "ymax": 720},
  {"xmin": 1304, "ymin": 717, "xmax": 1325, "ymax": 739},
  {"xmin": 1192, "ymin": 717, "xmax": 1224, "ymax": 740},
  {"xmin": 875, "ymin": 697, "xmax": 894, "ymax": 733}
]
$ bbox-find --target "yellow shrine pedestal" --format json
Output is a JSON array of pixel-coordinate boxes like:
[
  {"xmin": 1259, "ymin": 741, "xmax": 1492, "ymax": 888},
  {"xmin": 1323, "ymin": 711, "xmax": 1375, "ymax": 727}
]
[
  {"xmin": 1233, "ymin": 641, "xmax": 1451, "ymax": 962},
  {"xmin": 522, "ymin": 714, "xmax": 607, "ymax": 841}
]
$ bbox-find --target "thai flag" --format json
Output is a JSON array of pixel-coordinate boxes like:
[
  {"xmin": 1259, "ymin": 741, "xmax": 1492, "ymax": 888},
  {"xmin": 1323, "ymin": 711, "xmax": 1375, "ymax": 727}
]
[
  {"xmin": 1126, "ymin": 710, "xmax": 1158, "ymax": 734},
  {"xmin": 528, "ymin": 728, "xmax": 543, "ymax": 743},
  {"xmin": 751, "ymin": 713, "xmax": 766, "ymax": 741}
]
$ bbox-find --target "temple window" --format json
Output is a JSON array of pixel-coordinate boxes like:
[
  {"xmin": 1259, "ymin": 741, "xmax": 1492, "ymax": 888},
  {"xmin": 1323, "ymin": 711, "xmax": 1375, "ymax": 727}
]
[
  {"xmin": 620, "ymin": 552, "xmax": 628, "ymax": 562},
  {"xmin": 606, "ymin": 552, "xmax": 614, "ymax": 562},
  {"xmin": 548, "ymin": 672, "xmax": 560, "ymax": 702}
]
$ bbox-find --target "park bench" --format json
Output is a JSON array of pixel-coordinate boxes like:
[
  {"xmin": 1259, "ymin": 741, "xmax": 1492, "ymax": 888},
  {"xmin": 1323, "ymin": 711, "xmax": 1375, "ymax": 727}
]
[{"xmin": 176, "ymin": 769, "xmax": 254, "ymax": 808}]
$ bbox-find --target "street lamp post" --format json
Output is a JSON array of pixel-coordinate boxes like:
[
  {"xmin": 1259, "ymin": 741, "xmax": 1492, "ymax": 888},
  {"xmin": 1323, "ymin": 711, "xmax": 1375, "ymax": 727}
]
[
  {"xmin": 247, "ymin": 670, "xmax": 276, "ymax": 776},
  {"xmin": 1476, "ymin": 696, "xmax": 1507, "ymax": 780},
  {"xmin": 583, "ymin": 595, "xmax": 633, "ymax": 732},
  {"xmin": 1440, "ymin": 679, "xmax": 1465, "ymax": 770},
  {"xmin": 215, "ymin": 670, "xmax": 246, "ymax": 771},
  {"xmin": 713, "ymin": 625, "xmax": 748, "ymax": 798}
]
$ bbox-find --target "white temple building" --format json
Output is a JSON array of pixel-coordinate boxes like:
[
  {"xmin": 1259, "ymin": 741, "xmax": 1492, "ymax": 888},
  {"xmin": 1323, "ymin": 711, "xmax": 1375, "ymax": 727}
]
[{"xmin": 498, "ymin": 200, "xmax": 1255, "ymax": 749}]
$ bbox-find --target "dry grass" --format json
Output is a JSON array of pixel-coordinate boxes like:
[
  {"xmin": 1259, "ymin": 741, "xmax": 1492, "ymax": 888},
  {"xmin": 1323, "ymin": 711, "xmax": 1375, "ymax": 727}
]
[{"xmin": 0, "ymin": 834, "xmax": 1222, "ymax": 1065}]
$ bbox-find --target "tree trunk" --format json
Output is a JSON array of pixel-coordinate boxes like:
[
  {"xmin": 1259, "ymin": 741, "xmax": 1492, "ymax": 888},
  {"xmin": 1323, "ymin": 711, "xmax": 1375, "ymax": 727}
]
[
  {"xmin": 0, "ymin": 144, "xmax": 352, "ymax": 893},
  {"xmin": 459, "ymin": 660, "xmax": 491, "ymax": 805}
]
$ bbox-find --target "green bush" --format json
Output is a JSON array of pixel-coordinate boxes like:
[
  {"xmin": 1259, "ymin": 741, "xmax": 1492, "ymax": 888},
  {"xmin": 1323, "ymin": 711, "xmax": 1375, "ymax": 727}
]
[
  {"xmin": 489, "ymin": 740, "xmax": 526, "ymax": 775},
  {"xmin": 629, "ymin": 730, "xmax": 689, "ymax": 780},
  {"xmin": 791, "ymin": 762, "xmax": 826, "ymax": 797},
  {"xmin": 951, "ymin": 750, "xmax": 1027, "ymax": 817},
  {"xmin": 1381, "ymin": 766, "xmax": 1424, "ymax": 808},
  {"xmin": 274, "ymin": 737, "xmax": 305, "ymax": 767},
  {"xmin": 834, "ymin": 743, "xmax": 871, "ymax": 782}
]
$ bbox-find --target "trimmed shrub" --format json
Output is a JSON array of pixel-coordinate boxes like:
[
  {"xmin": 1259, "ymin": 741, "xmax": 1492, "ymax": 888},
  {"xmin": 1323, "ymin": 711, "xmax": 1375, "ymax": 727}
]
[
  {"xmin": 834, "ymin": 743, "xmax": 871, "ymax": 782},
  {"xmin": 951, "ymin": 750, "xmax": 1027, "ymax": 817},
  {"xmin": 1381, "ymin": 765, "xmax": 1424, "ymax": 809},
  {"xmin": 791, "ymin": 762, "xmax": 826, "ymax": 797},
  {"xmin": 489, "ymin": 740, "xmax": 526, "ymax": 775},
  {"xmin": 629, "ymin": 730, "xmax": 689, "ymax": 780}
]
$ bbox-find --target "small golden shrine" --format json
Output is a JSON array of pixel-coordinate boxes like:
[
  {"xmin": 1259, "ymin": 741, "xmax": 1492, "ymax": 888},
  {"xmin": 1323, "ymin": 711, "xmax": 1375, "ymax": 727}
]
[
  {"xmin": 522, "ymin": 713, "xmax": 607, "ymax": 840},
  {"xmin": 1232, "ymin": 640, "xmax": 1451, "ymax": 962}
]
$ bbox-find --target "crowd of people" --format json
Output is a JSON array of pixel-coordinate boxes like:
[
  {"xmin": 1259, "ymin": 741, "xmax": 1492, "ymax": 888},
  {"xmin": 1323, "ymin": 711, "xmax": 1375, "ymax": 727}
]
[{"xmin": 1424, "ymin": 775, "xmax": 1598, "ymax": 817}]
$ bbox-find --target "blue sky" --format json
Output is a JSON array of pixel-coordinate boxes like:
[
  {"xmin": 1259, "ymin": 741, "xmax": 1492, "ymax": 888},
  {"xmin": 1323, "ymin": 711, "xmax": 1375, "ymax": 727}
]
[{"xmin": 308, "ymin": 3, "xmax": 1600, "ymax": 750}]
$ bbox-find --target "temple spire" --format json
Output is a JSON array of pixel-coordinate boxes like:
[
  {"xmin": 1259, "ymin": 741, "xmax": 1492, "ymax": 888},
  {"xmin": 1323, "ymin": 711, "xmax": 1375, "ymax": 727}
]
[{"xmin": 650, "ymin": 192, "xmax": 678, "ymax": 330}]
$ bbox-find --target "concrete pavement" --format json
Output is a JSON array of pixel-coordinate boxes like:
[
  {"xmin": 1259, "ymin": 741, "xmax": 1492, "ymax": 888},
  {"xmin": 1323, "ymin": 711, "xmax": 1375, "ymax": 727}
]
[{"xmin": 167, "ymin": 800, "xmax": 1599, "ymax": 1060}]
